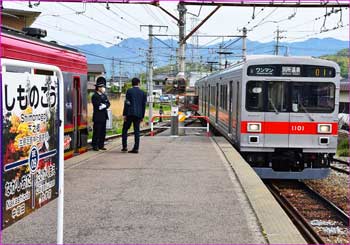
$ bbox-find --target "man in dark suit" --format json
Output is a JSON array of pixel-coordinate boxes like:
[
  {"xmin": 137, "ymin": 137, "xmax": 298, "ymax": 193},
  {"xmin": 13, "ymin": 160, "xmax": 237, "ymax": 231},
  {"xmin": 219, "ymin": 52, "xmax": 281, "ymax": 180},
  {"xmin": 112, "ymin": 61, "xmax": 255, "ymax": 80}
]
[
  {"xmin": 122, "ymin": 77, "xmax": 147, "ymax": 153},
  {"xmin": 91, "ymin": 77, "xmax": 110, "ymax": 151}
]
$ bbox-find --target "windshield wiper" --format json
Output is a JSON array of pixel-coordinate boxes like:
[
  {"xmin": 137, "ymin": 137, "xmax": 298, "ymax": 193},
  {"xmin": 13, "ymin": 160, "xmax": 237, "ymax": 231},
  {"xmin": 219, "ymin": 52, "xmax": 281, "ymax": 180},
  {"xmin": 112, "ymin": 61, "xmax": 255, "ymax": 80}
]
[
  {"xmin": 298, "ymin": 102, "xmax": 315, "ymax": 121},
  {"xmin": 268, "ymin": 98, "xmax": 279, "ymax": 114}
]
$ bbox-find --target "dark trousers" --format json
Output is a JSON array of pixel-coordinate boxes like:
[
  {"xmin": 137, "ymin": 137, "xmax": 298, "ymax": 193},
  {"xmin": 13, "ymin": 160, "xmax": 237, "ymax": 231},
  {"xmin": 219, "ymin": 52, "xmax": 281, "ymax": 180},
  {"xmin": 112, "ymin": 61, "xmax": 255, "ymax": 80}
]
[
  {"xmin": 92, "ymin": 121, "xmax": 106, "ymax": 149},
  {"xmin": 122, "ymin": 116, "xmax": 141, "ymax": 150}
]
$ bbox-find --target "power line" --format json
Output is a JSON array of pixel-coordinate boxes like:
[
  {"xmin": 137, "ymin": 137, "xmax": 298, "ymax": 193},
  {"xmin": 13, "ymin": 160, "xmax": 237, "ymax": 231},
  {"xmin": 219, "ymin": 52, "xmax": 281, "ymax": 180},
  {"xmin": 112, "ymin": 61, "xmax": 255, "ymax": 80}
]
[
  {"xmin": 222, "ymin": 37, "xmax": 242, "ymax": 49},
  {"xmin": 34, "ymin": 21, "xmax": 116, "ymax": 46},
  {"xmin": 286, "ymin": 23, "xmax": 349, "ymax": 41},
  {"xmin": 249, "ymin": 7, "xmax": 279, "ymax": 31},
  {"xmin": 59, "ymin": 3, "xmax": 128, "ymax": 39},
  {"xmin": 44, "ymin": 35, "xmax": 146, "ymax": 66},
  {"xmin": 113, "ymin": 5, "xmax": 144, "ymax": 26},
  {"xmin": 97, "ymin": 3, "xmax": 144, "ymax": 36}
]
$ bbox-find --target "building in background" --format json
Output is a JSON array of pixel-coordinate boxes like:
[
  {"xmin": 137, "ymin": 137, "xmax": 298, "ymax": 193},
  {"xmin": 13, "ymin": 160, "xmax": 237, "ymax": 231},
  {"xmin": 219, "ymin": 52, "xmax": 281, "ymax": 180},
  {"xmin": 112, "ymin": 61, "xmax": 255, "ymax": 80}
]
[
  {"xmin": 88, "ymin": 64, "xmax": 106, "ymax": 92},
  {"xmin": 109, "ymin": 75, "xmax": 129, "ymax": 92},
  {"xmin": 2, "ymin": 8, "xmax": 41, "ymax": 30},
  {"xmin": 187, "ymin": 72, "xmax": 210, "ymax": 87}
]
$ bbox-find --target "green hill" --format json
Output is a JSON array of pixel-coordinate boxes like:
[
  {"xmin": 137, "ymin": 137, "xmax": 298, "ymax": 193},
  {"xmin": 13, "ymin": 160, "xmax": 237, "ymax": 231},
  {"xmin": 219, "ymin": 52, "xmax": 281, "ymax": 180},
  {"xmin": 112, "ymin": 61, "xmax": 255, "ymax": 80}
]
[{"xmin": 321, "ymin": 48, "xmax": 349, "ymax": 78}]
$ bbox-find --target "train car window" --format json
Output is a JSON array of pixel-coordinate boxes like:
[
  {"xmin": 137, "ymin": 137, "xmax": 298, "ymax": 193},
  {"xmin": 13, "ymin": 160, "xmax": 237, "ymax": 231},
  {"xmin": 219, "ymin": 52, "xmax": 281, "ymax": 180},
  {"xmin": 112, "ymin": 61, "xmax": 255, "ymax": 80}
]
[
  {"xmin": 291, "ymin": 82, "xmax": 335, "ymax": 113},
  {"xmin": 210, "ymin": 86, "xmax": 216, "ymax": 106},
  {"xmin": 267, "ymin": 82, "xmax": 288, "ymax": 112},
  {"xmin": 34, "ymin": 69, "xmax": 54, "ymax": 75},
  {"xmin": 6, "ymin": 65, "xmax": 31, "ymax": 73},
  {"xmin": 219, "ymin": 84, "xmax": 228, "ymax": 111},
  {"xmin": 246, "ymin": 81, "xmax": 264, "ymax": 112}
]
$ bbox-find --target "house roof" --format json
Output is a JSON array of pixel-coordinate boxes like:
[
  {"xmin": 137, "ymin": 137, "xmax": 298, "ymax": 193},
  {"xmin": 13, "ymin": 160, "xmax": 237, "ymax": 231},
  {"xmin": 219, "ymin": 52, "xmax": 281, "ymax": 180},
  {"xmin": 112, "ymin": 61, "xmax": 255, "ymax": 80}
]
[
  {"xmin": 2, "ymin": 8, "xmax": 41, "ymax": 28},
  {"xmin": 88, "ymin": 64, "xmax": 106, "ymax": 73}
]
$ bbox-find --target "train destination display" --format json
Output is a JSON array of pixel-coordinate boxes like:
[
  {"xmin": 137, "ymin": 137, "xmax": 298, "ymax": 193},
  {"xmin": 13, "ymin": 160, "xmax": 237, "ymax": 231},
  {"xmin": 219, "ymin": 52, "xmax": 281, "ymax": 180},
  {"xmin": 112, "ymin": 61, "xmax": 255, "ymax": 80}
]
[
  {"xmin": 2, "ymin": 70, "xmax": 60, "ymax": 229},
  {"xmin": 247, "ymin": 64, "xmax": 336, "ymax": 77}
]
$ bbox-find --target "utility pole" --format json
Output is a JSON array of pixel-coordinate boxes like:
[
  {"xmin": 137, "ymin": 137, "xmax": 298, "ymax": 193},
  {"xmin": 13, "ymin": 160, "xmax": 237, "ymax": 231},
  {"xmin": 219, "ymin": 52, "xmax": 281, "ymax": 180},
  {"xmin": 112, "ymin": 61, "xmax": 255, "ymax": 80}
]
[
  {"xmin": 218, "ymin": 43, "xmax": 223, "ymax": 70},
  {"xmin": 111, "ymin": 57, "xmax": 115, "ymax": 88},
  {"xmin": 177, "ymin": 2, "xmax": 187, "ymax": 78},
  {"xmin": 140, "ymin": 25, "xmax": 168, "ymax": 125},
  {"xmin": 242, "ymin": 27, "xmax": 247, "ymax": 61},
  {"xmin": 118, "ymin": 60, "xmax": 122, "ymax": 93},
  {"xmin": 274, "ymin": 26, "xmax": 286, "ymax": 55}
]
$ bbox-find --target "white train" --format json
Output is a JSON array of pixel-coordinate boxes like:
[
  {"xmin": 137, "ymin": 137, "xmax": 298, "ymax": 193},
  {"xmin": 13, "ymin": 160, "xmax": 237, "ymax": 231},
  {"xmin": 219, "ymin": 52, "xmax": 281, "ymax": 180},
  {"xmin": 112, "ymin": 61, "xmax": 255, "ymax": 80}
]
[{"xmin": 195, "ymin": 56, "xmax": 340, "ymax": 179}]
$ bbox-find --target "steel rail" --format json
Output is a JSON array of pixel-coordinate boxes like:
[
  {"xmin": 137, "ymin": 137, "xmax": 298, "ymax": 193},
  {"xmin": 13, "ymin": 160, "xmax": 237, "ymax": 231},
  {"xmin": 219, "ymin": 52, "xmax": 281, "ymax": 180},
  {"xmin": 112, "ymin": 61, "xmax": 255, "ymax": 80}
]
[
  {"xmin": 267, "ymin": 181, "xmax": 349, "ymax": 244},
  {"xmin": 266, "ymin": 182, "xmax": 326, "ymax": 244},
  {"xmin": 330, "ymin": 165, "xmax": 350, "ymax": 175},
  {"xmin": 333, "ymin": 158, "xmax": 350, "ymax": 166},
  {"xmin": 300, "ymin": 182, "xmax": 350, "ymax": 226}
]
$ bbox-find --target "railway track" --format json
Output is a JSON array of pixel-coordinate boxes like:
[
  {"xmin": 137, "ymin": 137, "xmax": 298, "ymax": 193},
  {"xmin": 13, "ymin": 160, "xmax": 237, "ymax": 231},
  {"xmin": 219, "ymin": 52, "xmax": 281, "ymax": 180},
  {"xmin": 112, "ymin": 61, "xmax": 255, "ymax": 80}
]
[
  {"xmin": 87, "ymin": 118, "xmax": 204, "ymax": 149},
  {"xmin": 266, "ymin": 180, "xmax": 349, "ymax": 244},
  {"xmin": 333, "ymin": 158, "xmax": 350, "ymax": 166},
  {"xmin": 87, "ymin": 122, "xmax": 169, "ymax": 149},
  {"xmin": 331, "ymin": 158, "xmax": 350, "ymax": 175}
]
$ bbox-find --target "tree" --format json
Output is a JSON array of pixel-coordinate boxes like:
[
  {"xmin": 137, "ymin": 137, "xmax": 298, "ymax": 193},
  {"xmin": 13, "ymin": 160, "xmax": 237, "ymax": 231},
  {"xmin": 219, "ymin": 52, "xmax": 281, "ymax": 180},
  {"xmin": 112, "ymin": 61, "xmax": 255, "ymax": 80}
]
[
  {"xmin": 321, "ymin": 48, "xmax": 349, "ymax": 78},
  {"xmin": 122, "ymin": 82, "xmax": 132, "ymax": 93}
]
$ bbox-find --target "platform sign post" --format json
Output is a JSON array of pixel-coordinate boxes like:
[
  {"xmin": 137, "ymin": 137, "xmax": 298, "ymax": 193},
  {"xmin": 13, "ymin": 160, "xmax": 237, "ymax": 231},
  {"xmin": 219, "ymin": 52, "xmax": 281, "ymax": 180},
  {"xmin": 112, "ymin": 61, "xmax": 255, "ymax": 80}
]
[
  {"xmin": 1, "ymin": 59, "xmax": 64, "ymax": 243},
  {"xmin": 171, "ymin": 105, "xmax": 179, "ymax": 136}
]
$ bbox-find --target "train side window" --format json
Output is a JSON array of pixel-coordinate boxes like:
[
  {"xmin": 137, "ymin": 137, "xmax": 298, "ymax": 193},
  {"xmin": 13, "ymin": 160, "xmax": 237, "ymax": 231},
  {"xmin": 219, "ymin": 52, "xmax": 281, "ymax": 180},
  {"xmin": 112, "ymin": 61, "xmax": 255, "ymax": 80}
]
[
  {"xmin": 246, "ymin": 81, "xmax": 264, "ymax": 112},
  {"xmin": 5, "ymin": 65, "xmax": 31, "ymax": 73},
  {"xmin": 210, "ymin": 86, "xmax": 216, "ymax": 106},
  {"xmin": 34, "ymin": 69, "xmax": 54, "ymax": 75},
  {"xmin": 219, "ymin": 84, "xmax": 228, "ymax": 111}
]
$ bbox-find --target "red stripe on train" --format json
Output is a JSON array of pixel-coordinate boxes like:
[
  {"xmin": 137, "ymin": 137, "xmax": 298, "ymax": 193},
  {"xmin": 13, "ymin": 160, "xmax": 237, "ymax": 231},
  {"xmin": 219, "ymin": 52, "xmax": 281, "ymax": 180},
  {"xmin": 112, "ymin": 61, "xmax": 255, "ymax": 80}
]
[{"xmin": 241, "ymin": 121, "xmax": 338, "ymax": 135}]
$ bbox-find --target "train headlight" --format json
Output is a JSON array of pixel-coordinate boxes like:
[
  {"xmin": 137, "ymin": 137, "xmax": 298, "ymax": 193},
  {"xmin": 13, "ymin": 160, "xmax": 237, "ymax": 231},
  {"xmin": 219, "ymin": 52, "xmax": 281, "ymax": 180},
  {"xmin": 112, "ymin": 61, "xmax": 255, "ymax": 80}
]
[
  {"xmin": 247, "ymin": 122, "xmax": 261, "ymax": 133},
  {"xmin": 318, "ymin": 124, "xmax": 332, "ymax": 134}
]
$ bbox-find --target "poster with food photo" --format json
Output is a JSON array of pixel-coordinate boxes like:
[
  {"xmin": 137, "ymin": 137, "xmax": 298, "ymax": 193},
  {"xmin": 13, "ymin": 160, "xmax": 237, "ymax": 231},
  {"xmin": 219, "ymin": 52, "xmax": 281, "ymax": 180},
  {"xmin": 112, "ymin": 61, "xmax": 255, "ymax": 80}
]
[{"xmin": 2, "ymin": 71, "xmax": 59, "ymax": 229}]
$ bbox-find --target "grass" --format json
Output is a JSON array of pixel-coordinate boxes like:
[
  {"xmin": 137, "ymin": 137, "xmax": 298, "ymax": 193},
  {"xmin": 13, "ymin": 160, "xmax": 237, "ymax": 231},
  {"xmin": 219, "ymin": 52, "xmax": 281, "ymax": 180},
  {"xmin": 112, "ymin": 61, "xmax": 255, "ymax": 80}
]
[
  {"xmin": 87, "ymin": 97, "xmax": 172, "ymax": 140},
  {"xmin": 337, "ymin": 138, "xmax": 349, "ymax": 157},
  {"xmin": 147, "ymin": 103, "xmax": 171, "ymax": 112}
]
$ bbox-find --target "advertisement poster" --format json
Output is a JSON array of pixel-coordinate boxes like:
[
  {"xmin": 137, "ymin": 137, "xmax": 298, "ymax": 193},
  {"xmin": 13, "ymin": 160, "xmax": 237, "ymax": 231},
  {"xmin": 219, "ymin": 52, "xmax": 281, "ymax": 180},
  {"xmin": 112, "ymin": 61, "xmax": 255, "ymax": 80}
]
[{"xmin": 2, "ymin": 71, "xmax": 59, "ymax": 229}]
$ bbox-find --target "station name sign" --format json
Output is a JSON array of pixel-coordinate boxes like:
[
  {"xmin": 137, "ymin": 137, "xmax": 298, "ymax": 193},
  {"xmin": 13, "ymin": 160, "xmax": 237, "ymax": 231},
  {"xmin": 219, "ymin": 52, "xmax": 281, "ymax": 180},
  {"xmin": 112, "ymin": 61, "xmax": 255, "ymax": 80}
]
[
  {"xmin": 247, "ymin": 64, "xmax": 336, "ymax": 78},
  {"xmin": 2, "ymin": 69, "xmax": 60, "ymax": 229}
]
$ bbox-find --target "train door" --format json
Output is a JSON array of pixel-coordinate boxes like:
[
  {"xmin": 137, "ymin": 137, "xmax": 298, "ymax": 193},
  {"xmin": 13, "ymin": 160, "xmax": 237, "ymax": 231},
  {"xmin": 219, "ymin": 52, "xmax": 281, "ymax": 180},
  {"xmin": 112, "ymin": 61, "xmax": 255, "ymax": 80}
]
[
  {"xmin": 201, "ymin": 86, "xmax": 206, "ymax": 115},
  {"xmin": 72, "ymin": 77, "xmax": 81, "ymax": 153},
  {"xmin": 264, "ymin": 81, "xmax": 289, "ymax": 148},
  {"xmin": 228, "ymin": 81, "xmax": 233, "ymax": 136},
  {"xmin": 215, "ymin": 83, "xmax": 219, "ymax": 124},
  {"xmin": 235, "ymin": 81, "xmax": 240, "ymax": 138},
  {"xmin": 207, "ymin": 84, "xmax": 210, "ymax": 117}
]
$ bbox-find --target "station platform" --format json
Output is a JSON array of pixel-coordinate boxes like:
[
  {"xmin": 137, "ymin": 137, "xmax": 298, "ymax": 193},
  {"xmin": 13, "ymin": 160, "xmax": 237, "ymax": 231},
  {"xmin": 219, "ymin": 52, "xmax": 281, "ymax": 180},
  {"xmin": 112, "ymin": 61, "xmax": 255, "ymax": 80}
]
[{"xmin": 2, "ymin": 136, "xmax": 306, "ymax": 244}]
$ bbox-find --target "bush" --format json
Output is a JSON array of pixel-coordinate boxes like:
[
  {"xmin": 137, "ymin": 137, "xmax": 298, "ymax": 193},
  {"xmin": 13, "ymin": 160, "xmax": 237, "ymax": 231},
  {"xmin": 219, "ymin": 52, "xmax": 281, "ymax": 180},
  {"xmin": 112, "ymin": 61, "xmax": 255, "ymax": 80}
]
[{"xmin": 337, "ymin": 138, "xmax": 349, "ymax": 157}]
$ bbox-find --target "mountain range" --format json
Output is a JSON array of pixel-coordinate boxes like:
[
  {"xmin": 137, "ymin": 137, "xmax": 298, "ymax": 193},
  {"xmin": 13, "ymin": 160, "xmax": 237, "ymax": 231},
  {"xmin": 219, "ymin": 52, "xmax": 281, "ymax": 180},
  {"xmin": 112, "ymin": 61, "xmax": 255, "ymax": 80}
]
[{"xmin": 75, "ymin": 37, "xmax": 349, "ymax": 77}]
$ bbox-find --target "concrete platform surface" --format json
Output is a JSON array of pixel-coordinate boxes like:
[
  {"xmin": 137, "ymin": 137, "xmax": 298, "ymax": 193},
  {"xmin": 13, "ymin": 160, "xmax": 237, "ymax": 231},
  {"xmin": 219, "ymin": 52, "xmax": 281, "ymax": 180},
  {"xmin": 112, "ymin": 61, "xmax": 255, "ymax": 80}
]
[{"xmin": 2, "ymin": 136, "xmax": 265, "ymax": 244}]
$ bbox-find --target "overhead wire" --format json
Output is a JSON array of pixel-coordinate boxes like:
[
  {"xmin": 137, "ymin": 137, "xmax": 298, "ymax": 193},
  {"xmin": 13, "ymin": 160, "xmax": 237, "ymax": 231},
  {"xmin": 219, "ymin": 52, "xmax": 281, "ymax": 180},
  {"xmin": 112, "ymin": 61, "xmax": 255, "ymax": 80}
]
[
  {"xmin": 96, "ymin": 3, "xmax": 143, "ymax": 36},
  {"xmin": 59, "ymin": 3, "xmax": 129, "ymax": 39}
]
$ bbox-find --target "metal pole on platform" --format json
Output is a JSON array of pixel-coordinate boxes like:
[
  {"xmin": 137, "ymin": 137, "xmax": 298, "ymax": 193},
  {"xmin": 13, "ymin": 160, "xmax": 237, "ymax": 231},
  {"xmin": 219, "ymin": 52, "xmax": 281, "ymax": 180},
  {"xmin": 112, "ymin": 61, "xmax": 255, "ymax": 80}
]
[
  {"xmin": 57, "ymin": 70, "xmax": 64, "ymax": 245},
  {"xmin": 148, "ymin": 26, "xmax": 153, "ymax": 125},
  {"xmin": 170, "ymin": 97, "xmax": 178, "ymax": 136}
]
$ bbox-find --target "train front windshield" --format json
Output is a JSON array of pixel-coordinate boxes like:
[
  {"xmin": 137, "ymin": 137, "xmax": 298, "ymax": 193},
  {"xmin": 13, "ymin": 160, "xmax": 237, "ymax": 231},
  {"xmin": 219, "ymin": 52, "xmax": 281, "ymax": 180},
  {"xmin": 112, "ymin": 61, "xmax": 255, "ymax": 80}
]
[
  {"xmin": 246, "ymin": 81, "xmax": 335, "ymax": 113},
  {"xmin": 291, "ymin": 82, "xmax": 335, "ymax": 113}
]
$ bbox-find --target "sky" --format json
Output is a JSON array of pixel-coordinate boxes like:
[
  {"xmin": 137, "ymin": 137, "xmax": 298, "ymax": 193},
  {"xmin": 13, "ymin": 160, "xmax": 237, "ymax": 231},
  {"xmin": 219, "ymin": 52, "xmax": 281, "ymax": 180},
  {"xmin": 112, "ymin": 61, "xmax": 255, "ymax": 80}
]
[{"xmin": 3, "ymin": 1, "xmax": 350, "ymax": 48}]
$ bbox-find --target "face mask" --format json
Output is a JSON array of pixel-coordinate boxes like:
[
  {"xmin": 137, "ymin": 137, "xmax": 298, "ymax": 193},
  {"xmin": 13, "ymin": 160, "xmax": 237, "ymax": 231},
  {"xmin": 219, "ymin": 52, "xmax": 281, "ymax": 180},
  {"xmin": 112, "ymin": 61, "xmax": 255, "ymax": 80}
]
[{"xmin": 101, "ymin": 87, "xmax": 106, "ymax": 93}]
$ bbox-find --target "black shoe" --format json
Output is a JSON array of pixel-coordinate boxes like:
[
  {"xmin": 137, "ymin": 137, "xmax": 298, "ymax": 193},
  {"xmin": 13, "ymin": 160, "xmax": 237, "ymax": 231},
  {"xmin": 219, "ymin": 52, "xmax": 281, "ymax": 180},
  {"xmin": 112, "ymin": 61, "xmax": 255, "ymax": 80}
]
[
  {"xmin": 121, "ymin": 148, "xmax": 128, "ymax": 152},
  {"xmin": 128, "ymin": 149, "xmax": 138, "ymax": 154},
  {"xmin": 99, "ymin": 147, "xmax": 107, "ymax": 150},
  {"xmin": 93, "ymin": 147, "xmax": 99, "ymax": 151}
]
